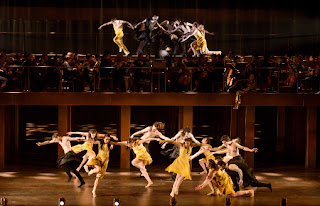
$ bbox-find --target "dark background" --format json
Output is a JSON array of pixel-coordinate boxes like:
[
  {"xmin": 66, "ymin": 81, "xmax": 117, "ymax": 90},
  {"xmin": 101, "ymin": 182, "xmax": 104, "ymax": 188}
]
[{"xmin": 1, "ymin": 0, "xmax": 320, "ymax": 54}]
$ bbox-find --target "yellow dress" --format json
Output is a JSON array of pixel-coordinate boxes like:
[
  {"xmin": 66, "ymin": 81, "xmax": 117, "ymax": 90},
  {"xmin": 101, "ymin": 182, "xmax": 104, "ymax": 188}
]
[
  {"xmin": 113, "ymin": 24, "xmax": 129, "ymax": 54},
  {"xmin": 71, "ymin": 142, "xmax": 96, "ymax": 155},
  {"xmin": 87, "ymin": 144, "xmax": 110, "ymax": 179},
  {"xmin": 165, "ymin": 146, "xmax": 192, "ymax": 180},
  {"xmin": 212, "ymin": 169, "xmax": 235, "ymax": 195},
  {"xmin": 194, "ymin": 29, "xmax": 209, "ymax": 53},
  {"xmin": 202, "ymin": 150, "xmax": 216, "ymax": 162},
  {"xmin": 133, "ymin": 144, "xmax": 152, "ymax": 166}
]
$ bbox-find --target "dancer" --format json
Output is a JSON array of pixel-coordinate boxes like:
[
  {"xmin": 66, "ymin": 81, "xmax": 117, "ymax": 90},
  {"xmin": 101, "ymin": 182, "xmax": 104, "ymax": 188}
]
[
  {"xmin": 181, "ymin": 24, "xmax": 215, "ymax": 57},
  {"xmin": 159, "ymin": 138, "xmax": 204, "ymax": 202},
  {"xmin": 130, "ymin": 121, "xmax": 170, "ymax": 151},
  {"xmin": 195, "ymin": 159, "xmax": 254, "ymax": 197},
  {"xmin": 85, "ymin": 134, "xmax": 118, "ymax": 197},
  {"xmin": 217, "ymin": 159, "xmax": 272, "ymax": 192},
  {"xmin": 115, "ymin": 137, "xmax": 160, "ymax": 187},
  {"xmin": 98, "ymin": 18, "xmax": 134, "ymax": 56},
  {"xmin": 135, "ymin": 15, "xmax": 168, "ymax": 54},
  {"xmin": 189, "ymin": 137, "xmax": 215, "ymax": 174},
  {"xmin": 67, "ymin": 129, "xmax": 105, "ymax": 172},
  {"xmin": 161, "ymin": 126, "xmax": 199, "ymax": 180},
  {"xmin": 36, "ymin": 133, "xmax": 86, "ymax": 187},
  {"xmin": 210, "ymin": 135, "xmax": 258, "ymax": 165}
]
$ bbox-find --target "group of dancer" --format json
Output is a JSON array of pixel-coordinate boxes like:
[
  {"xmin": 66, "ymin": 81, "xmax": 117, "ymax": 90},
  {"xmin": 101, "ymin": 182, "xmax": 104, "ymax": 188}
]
[
  {"xmin": 98, "ymin": 15, "xmax": 215, "ymax": 57},
  {"xmin": 36, "ymin": 122, "xmax": 272, "ymax": 203}
]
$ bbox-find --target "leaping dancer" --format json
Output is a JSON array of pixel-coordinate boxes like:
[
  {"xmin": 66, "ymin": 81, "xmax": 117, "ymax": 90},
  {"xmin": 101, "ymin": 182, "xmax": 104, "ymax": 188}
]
[
  {"xmin": 98, "ymin": 18, "xmax": 134, "ymax": 56},
  {"xmin": 181, "ymin": 24, "xmax": 215, "ymax": 57}
]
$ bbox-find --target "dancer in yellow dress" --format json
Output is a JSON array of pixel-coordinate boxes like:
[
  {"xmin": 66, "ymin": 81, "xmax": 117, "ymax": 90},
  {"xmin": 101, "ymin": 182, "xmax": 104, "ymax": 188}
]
[
  {"xmin": 195, "ymin": 159, "xmax": 254, "ymax": 197},
  {"xmin": 98, "ymin": 18, "xmax": 134, "ymax": 56},
  {"xmin": 115, "ymin": 137, "xmax": 160, "ymax": 187},
  {"xmin": 84, "ymin": 134, "xmax": 118, "ymax": 197},
  {"xmin": 189, "ymin": 137, "xmax": 216, "ymax": 174},
  {"xmin": 181, "ymin": 24, "xmax": 214, "ymax": 57},
  {"xmin": 68, "ymin": 129, "xmax": 113, "ymax": 172},
  {"xmin": 160, "ymin": 138, "xmax": 203, "ymax": 201}
]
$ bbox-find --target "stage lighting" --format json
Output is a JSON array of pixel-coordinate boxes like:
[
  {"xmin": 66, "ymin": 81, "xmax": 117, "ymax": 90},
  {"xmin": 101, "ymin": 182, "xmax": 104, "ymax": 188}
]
[
  {"xmin": 59, "ymin": 197, "xmax": 66, "ymax": 206},
  {"xmin": 281, "ymin": 197, "xmax": 287, "ymax": 206},
  {"xmin": 1, "ymin": 197, "xmax": 7, "ymax": 206},
  {"xmin": 113, "ymin": 198, "xmax": 120, "ymax": 206},
  {"xmin": 226, "ymin": 197, "xmax": 231, "ymax": 206}
]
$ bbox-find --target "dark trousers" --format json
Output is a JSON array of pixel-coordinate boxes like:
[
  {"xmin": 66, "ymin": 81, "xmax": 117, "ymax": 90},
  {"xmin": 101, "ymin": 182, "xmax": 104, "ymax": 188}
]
[{"xmin": 61, "ymin": 162, "xmax": 85, "ymax": 183}]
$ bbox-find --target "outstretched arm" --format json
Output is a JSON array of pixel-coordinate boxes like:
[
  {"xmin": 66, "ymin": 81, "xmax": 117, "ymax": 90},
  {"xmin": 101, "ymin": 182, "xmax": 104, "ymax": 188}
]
[
  {"xmin": 111, "ymin": 141, "xmax": 128, "ymax": 147},
  {"xmin": 138, "ymin": 138, "xmax": 160, "ymax": 144},
  {"xmin": 134, "ymin": 19, "xmax": 146, "ymax": 28},
  {"xmin": 235, "ymin": 142, "xmax": 258, "ymax": 153},
  {"xmin": 189, "ymin": 133, "xmax": 200, "ymax": 144},
  {"xmin": 181, "ymin": 30, "xmax": 195, "ymax": 42},
  {"xmin": 210, "ymin": 144, "xmax": 225, "ymax": 151},
  {"xmin": 189, "ymin": 148, "xmax": 205, "ymax": 160},
  {"xmin": 195, "ymin": 170, "xmax": 216, "ymax": 190},
  {"xmin": 36, "ymin": 139, "xmax": 57, "ymax": 146},
  {"xmin": 67, "ymin": 131, "xmax": 88, "ymax": 136},
  {"xmin": 98, "ymin": 21, "xmax": 112, "ymax": 30},
  {"xmin": 159, "ymin": 140, "xmax": 181, "ymax": 146},
  {"xmin": 156, "ymin": 131, "xmax": 170, "ymax": 140},
  {"xmin": 130, "ymin": 127, "xmax": 150, "ymax": 138},
  {"xmin": 156, "ymin": 23, "xmax": 168, "ymax": 33},
  {"xmin": 211, "ymin": 148, "xmax": 228, "ymax": 155},
  {"xmin": 122, "ymin": 20, "xmax": 134, "ymax": 29},
  {"xmin": 205, "ymin": 30, "xmax": 215, "ymax": 35},
  {"xmin": 68, "ymin": 136, "xmax": 86, "ymax": 141}
]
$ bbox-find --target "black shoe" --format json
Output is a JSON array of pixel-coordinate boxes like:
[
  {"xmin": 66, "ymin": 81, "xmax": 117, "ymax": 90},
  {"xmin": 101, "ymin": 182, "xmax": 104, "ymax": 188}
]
[
  {"xmin": 171, "ymin": 173, "xmax": 176, "ymax": 181},
  {"xmin": 267, "ymin": 183, "xmax": 272, "ymax": 192},
  {"xmin": 78, "ymin": 181, "xmax": 85, "ymax": 187},
  {"xmin": 68, "ymin": 176, "xmax": 72, "ymax": 182},
  {"xmin": 170, "ymin": 196, "xmax": 176, "ymax": 206}
]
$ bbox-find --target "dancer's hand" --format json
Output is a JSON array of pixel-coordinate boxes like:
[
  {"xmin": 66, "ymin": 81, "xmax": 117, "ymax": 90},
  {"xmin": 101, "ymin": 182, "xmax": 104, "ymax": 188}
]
[
  {"xmin": 110, "ymin": 145, "xmax": 114, "ymax": 150},
  {"xmin": 252, "ymin": 148, "xmax": 258, "ymax": 153},
  {"xmin": 98, "ymin": 27, "xmax": 102, "ymax": 30},
  {"xmin": 66, "ymin": 132, "xmax": 72, "ymax": 136},
  {"xmin": 161, "ymin": 142, "xmax": 167, "ymax": 149},
  {"xmin": 36, "ymin": 142, "xmax": 42, "ymax": 146},
  {"xmin": 195, "ymin": 185, "xmax": 203, "ymax": 190},
  {"xmin": 159, "ymin": 140, "xmax": 166, "ymax": 145},
  {"xmin": 238, "ymin": 179, "xmax": 243, "ymax": 186}
]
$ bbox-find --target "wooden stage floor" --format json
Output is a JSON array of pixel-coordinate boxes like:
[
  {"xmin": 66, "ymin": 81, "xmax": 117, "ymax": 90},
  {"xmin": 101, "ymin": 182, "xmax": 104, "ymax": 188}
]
[{"xmin": 0, "ymin": 165, "xmax": 320, "ymax": 206}]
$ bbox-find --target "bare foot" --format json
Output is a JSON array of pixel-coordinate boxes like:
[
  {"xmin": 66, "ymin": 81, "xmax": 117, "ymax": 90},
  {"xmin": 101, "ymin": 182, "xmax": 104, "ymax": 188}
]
[
  {"xmin": 84, "ymin": 166, "xmax": 89, "ymax": 173},
  {"xmin": 170, "ymin": 191, "xmax": 175, "ymax": 197},
  {"xmin": 200, "ymin": 171, "xmax": 207, "ymax": 174},
  {"xmin": 207, "ymin": 191, "xmax": 215, "ymax": 196},
  {"xmin": 145, "ymin": 182, "xmax": 153, "ymax": 188},
  {"xmin": 92, "ymin": 190, "xmax": 97, "ymax": 198},
  {"xmin": 249, "ymin": 189, "xmax": 255, "ymax": 197},
  {"xmin": 88, "ymin": 170, "xmax": 94, "ymax": 176},
  {"xmin": 76, "ymin": 167, "xmax": 81, "ymax": 172}
]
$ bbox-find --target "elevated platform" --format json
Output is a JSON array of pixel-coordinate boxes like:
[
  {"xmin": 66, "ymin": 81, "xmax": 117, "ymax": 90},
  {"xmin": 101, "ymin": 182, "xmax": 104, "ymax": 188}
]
[{"xmin": 0, "ymin": 92, "xmax": 320, "ymax": 106}]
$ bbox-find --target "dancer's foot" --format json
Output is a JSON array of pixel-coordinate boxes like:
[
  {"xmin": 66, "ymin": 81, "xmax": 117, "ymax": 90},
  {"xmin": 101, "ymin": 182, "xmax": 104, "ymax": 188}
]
[
  {"xmin": 88, "ymin": 170, "xmax": 94, "ymax": 176},
  {"xmin": 140, "ymin": 173, "xmax": 144, "ymax": 177},
  {"xmin": 207, "ymin": 191, "xmax": 215, "ymax": 196},
  {"xmin": 170, "ymin": 191, "xmax": 175, "ymax": 198},
  {"xmin": 200, "ymin": 171, "xmax": 207, "ymax": 174},
  {"xmin": 145, "ymin": 182, "xmax": 153, "ymax": 188},
  {"xmin": 267, "ymin": 183, "xmax": 272, "ymax": 192},
  {"xmin": 67, "ymin": 176, "xmax": 72, "ymax": 182},
  {"xmin": 78, "ymin": 181, "xmax": 85, "ymax": 188},
  {"xmin": 76, "ymin": 167, "xmax": 81, "ymax": 172},
  {"xmin": 92, "ymin": 190, "xmax": 97, "ymax": 198},
  {"xmin": 119, "ymin": 47, "xmax": 123, "ymax": 53},
  {"xmin": 174, "ymin": 189, "xmax": 179, "ymax": 195},
  {"xmin": 170, "ymin": 196, "xmax": 176, "ymax": 206},
  {"xmin": 124, "ymin": 52, "xmax": 130, "ymax": 56},
  {"xmin": 84, "ymin": 165, "xmax": 89, "ymax": 173},
  {"xmin": 249, "ymin": 189, "xmax": 255, "ymax": 197}
]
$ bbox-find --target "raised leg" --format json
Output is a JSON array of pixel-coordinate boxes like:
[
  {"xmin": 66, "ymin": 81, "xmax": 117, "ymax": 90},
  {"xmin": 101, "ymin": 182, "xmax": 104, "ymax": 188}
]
[
  {"xmin": 131, "ymin": 158, "xmax": 153, "ymax": 187},
  {"xmin": 199, "ymin": 159, "xmax": 208, "ymax": 174}
]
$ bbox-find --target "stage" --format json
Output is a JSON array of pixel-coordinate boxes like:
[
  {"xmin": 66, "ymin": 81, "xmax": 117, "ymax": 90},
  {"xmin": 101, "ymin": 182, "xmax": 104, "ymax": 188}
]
[{"xmin": 0, "ymin": 165, "xmax": 319, "ymax": 206}]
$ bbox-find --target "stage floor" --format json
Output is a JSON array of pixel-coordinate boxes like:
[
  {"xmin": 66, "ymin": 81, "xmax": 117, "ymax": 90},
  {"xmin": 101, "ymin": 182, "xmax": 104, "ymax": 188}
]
[{"xmin": 0, "ymin": 165, "xmax": 320, "ymax": 206}]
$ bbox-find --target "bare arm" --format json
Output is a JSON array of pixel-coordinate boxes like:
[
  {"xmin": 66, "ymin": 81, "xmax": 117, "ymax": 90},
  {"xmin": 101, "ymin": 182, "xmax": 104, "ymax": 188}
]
[
  {"xmin": 138, "ymin": 138, "xmax": 160, "ymax": 144},
  {"xmin": 156, "ymin": 131, "xmax": 170, "ymax": 140},
  {"xmin": 189, "ymin": 133, "xmax": 200, "ymax": 144},
  {"xmin": 211, "ymin": 148, "xmax": 228, "ymax": 155},
  {"xmin": 36, "ymin": 139, "xmax": 57, "ymax": 146},
  {"xmin": 235, "ymin": 142, "xmax": 258, "ymax": 153},
  {"xmin": 181, "ymin": 30, "xmax": 195, "ymax": 42},
  {"xmin": 122, "ymin": 20, "xmax": 134, "ymax": 29},
  {"xmin": 205, "ymin": 30, "xmax": 215, "ymax": 35},
  {"xmin": 67, "ymin": 131, "xmax": 88, "ymax": 136},
  {"xmin": 195, "ymin": 169, "xmax": 216, "ymax": 190},
  {"xmin": 68, "ymin": 136, "xmax": 86, "ymax": 141},
  {"xmin": 98, "ymin": 21, "xmax": 112, "ymax": 30},
  {"xmin": 130, "ymin": 127, "xmax": 150, "ymax": 138},
  {"xmin": 210, "ymin": 144, "xmax": 225, "ymax": 151},
  {"xmin": 111, "ymin": 141, "xmax": 128, "ymax": 147},
  {"xmin": 228, "ymin": 164, "xmax": 243, "ymax": 186},
  {"xmin": 189, "ymin": 148, "xmax": 205, "ymax": 160},
  {"xmin": 159, "ymin": 140, "xmax": 181, "ymax": 146},
  {"xmin": 134, "ymin": 19, "xmax": 146, "ymax": 28},
  {"xmin": 156, "ymin": 23, "xmax": 167, "ymax": 32},
  {"xmin": 170, "ymin": 131, "xmax": 182, "ymax": 141}
]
